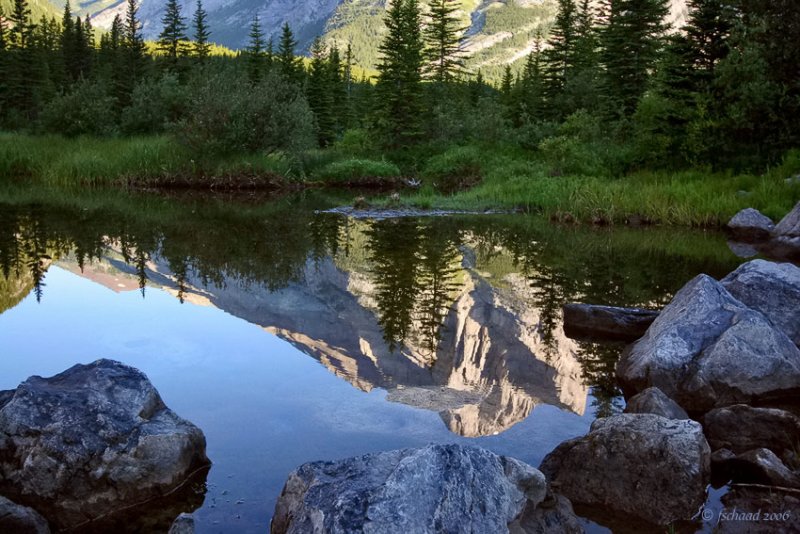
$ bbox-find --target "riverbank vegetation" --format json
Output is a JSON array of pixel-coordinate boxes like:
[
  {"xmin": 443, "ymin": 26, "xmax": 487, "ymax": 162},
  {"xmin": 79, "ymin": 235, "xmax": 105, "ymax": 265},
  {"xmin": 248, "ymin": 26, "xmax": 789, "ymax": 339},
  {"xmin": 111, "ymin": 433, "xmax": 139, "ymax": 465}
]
[{"xmin": 1, "ymin": 0, "xmax": 798, "ymax": 225}]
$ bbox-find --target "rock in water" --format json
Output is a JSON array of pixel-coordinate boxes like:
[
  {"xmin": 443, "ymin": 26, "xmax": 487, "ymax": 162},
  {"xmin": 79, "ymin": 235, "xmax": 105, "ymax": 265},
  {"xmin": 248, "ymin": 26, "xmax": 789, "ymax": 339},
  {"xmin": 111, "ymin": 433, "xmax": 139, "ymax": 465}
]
[
  {"xmin": 271, "ymin": 444, "xmax": 581, "ymax": 534},
  {"xmin": 0, "ymin": 496, "xmax": 50, "ymax": 534},
  {"xmin": 540, "ymin": 414, "xmax": 710, "ymax": 527},
  {"xmin": 769, "ymin": 201, "xmax": 800, "ymax": 260},
  {"xmin": 722, "ymin": 259, "xmax": 800, "ymax": 346},
  {"xmin": 562, "ymin": 303, "xmax": 658, "ymax": 342},
  {"xmin": 775, "ymin": 201, "xmax": 800, "ymax": 238},
  {"xmin": 0, "ymin": 359, "xmax": 210, "ymax": 530},
  {"xmin": 169, "ymin": 513, "xmax": 195, "ymax": 534},
  {"xmin": 704, "ymin": 404, "xmax": 800, "ymax": 457},
  {"xmin": 624, "ymin": 387, "xmax": 689, "ymax": 419},
  {"xmin": 617, "ymin": 274, "xmax": 800, "ymax": 412},
  {"xmin": 726, "ymin": 208, "xmax": 775, "ymax": 241}
]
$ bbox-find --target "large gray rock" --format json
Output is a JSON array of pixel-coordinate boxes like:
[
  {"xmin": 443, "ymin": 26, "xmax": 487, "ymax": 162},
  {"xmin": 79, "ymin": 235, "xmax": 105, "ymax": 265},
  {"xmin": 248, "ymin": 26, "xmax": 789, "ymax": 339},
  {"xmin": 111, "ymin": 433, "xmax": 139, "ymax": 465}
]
[
  {"xmin": 624, "ymin": 387, "xmax": 689, "ymax": 419},
  {"xmin": 271, "ymin": 444, "xmax": 581, "ymax": 534},
  {"xmin": 617, "ymin": 275, "xmax": 800, "ymax": 412},
  {"xmin": 727, "ymin": 208, "xmax": 775, "ymax": 241},
  {"xmin": 562, "ymin": 303, "xmax": 658, "ymax": 342},
  {"xmin": 0, "ymin": 360, "xmax": 210, "ymax": 530},
  {"xmin": 775, "ymin": 201, "xmax": 800, "ymax": 238},
  {"xmin": 0, "ymin": 496, "xmax": 50, "ymax": 534},
  {"xmin": 722, "ymin": 260, "xmax": 800, "ymax": 346},
  {"xmin": 718, "ymin": 448, "xmax": 800, "ymax": 488},
  {"xmin": 704, "ymin": 404, "xmax": 800, "ymax": 458},
  {"xmin": 540, "ymin": 414, "xmax": 710, "ymax": 527}
]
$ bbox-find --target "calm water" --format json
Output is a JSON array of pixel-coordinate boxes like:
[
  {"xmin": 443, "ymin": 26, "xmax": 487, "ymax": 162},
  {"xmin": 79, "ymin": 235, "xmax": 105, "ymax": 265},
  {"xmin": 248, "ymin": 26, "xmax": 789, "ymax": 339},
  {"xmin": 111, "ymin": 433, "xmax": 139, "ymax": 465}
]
[{"xmin": 0, "ymin": 189, "xmax": 746, "ymax": 532}]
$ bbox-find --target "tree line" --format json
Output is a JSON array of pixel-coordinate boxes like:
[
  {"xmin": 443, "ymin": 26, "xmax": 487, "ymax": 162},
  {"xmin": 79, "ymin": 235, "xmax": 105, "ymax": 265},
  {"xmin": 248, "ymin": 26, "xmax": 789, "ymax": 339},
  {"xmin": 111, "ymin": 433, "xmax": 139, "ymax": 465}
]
[{"xmin": 0, "ymin": 0, "xmax": 797, "ymax": 169}]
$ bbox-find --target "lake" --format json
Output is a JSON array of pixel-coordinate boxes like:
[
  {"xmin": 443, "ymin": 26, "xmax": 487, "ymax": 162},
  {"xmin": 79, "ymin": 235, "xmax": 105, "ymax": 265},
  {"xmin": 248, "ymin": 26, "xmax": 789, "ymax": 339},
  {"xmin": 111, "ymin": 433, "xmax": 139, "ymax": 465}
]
[{"xmin": 0, "ymin": 188, "xmax": 746, "ymax": 532}]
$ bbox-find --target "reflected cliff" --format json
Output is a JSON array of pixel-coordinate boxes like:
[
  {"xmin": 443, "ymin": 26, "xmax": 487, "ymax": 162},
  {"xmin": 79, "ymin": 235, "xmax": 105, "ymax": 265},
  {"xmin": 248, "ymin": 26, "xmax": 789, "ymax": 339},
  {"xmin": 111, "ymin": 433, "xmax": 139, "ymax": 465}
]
[{"xmin": 0, "ymin": 190, "xmax": 744, "ymax": 436}]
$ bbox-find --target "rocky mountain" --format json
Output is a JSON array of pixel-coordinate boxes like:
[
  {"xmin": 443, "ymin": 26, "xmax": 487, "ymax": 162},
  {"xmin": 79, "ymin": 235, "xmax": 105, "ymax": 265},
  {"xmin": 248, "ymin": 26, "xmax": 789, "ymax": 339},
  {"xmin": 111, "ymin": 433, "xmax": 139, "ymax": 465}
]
[{"xmin": 38, "ymin": 0, "xmax": 687, "ymax": 77}]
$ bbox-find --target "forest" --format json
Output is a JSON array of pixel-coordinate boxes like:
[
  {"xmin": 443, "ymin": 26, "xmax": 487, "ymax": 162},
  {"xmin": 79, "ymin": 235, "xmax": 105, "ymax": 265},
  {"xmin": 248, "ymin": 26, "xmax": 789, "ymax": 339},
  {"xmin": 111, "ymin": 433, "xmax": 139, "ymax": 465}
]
[{"xmin": 1, "ymin": 0, "xmax": 799, "ymax": 225}]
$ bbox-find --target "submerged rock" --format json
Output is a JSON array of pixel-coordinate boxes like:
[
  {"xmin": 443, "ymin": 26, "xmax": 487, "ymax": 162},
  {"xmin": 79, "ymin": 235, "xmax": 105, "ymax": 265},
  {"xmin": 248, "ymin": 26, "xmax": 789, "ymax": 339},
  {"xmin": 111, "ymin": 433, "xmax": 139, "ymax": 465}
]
[
  {"xmin": 704, "ymin": 404, "xmax": 800, "ymax": 458},
  {"xmin": 271, "ymin": 444, "xmax": 580, "ymax": 534},
  {"xmin": 727, "ymin": 208, "xmax": 775, "ymax": 241},
  {"xmin": 624, "ymin": 387, "xmax": 689, "ymax": 419},
  {"xmin": 0, "ymin": 359, "xmax": 210, "ymax": 530},
  {"xmin": 617, "ymin": 274, "xmax": 800, "ymax": 412},
  {"xmin": 722, "ymin": 260, "xmax": 800, "ymax": 346},
  {"xmin": 562, "ymin": 303, "xmax": 658, "ymax": 342},
  {"xmin": 168, "ymin": 513, "xmax": 195, "ymax": 534},
  {"xmin": 716, "ymin": 487, "xmax": 800, "ymax": 533},
  {"xmin": 0, "ymin": 496, "xmax": 50, "ymax": 534},
  {"xmin": 540, "ymin": 414, "xmax": 710, "ymax": 527}
]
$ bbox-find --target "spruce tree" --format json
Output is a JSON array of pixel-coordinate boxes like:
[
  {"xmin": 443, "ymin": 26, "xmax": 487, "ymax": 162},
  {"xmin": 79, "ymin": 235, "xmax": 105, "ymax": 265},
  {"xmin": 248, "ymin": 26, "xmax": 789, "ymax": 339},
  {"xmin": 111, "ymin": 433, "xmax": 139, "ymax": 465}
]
[
  {"xmin": 246, "ymin": 14, "xmax": 265, "ymax": 84},
  {"xmin": 423, "ymin": 0, "xmax": 466, "ymax": 84},
  {"xmin": 118, "ymin": 0, "xmax": 147, "ymax": 107},
  {"xmin": 6, "ymin": 0, "xmax": 36, "ymax": 118},
  {"xmin": 684, "ymin": 0, "xmax": 733, "ymax": 91},
  {"xmin": 192, "ymin": 0, "xmax": 211, "ymax": 62},
  {"xmin": 374, "ymin": 0, "xmax": 425, "ymax": 148},
  {"xmin": 543, "ymin": 0, "xmax": 578, "ymax": 104},
  {"xmin": 157, "ymin": 0, "xmax": 188, "ymax": 70},
  {"xmin": 600, "ymin": 0, "xmax": 670, "ymax": 117},
  {"xmin": 277, "ymin": 22, "xmax": 302, "ymax": 85},
  {"xmin": 519, "ymin": 35, "xmax": 545, "ymax": 121},
  {"xmin": 307, "ymin": 38, "xmax": 335, "ymax": 146}
]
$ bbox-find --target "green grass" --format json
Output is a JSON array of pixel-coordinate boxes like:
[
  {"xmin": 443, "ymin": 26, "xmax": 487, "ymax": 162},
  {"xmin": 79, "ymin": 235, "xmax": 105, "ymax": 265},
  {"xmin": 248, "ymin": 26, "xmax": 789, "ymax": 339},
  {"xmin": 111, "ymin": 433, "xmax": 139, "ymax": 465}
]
[
  {"xmin": 313, "ymin": 158, "xmax": 402, "ymax": 185},
  {"xmin": 0, "ymin": 133, "xmax": 297, "ymax": 189},
  {"xmin": 397, "ymin": 145, "xmax": 800, "ymax": 227}
]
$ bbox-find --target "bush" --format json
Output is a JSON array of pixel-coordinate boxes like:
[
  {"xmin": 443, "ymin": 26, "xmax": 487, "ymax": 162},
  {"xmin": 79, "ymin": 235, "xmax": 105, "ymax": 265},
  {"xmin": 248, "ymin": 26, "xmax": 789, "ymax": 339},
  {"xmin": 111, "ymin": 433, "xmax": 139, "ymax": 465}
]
[
  {"xmin": 120, "ymin": 73, "xmax": 189, "ymax": 135},
  {"xmin": 175, "ymin": 68, "xmax": 315, "ymax": 157},
  {"xmin": 334, "ymin": 129, "xmax": 378, "ymax": 156},
  {"xmin": 39, "ymin": 80, "xmax": 117, "ymax": 137},
  {"xmin": 421, "ymin": 146, "xmax": 484, "ymax": 194},
  {"xmin": 315, "ymin": 158, "xmax": 401, "ymax": 184}
]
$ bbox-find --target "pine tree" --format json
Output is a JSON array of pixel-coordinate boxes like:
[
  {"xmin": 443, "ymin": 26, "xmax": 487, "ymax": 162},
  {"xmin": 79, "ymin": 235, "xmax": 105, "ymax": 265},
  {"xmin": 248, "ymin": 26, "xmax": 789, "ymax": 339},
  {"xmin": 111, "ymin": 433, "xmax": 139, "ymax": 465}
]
[
  {"xmin": 600, "ymin": 0, "xmax": 670, "ymax": 117},
  {"xmin": 307, "ymin": 38, "xmax": 335, "ymax": 146},
  {"xmin": 246, "ymin": 14, "xmax": 265, "ymax": 84},
  {"xmin": 192, "ymin": 0, "xmax": 211, "ymax": 62},
  {"xmin": 6, "ymin": 0, "xmax": 37, "ymax": 118},
  {"xmin": 684, "ymin": 0, "xmax": 733, "ymax": 91},
  {"xmin": 157, "ymin": 0, "xmax": 188, "ymax": 70},
  {"xmin": 277, "ymin": 22, "xmax": 302, "ymax": 85},
  {"xmin": 519, "ymin": 34, "xmax": 545, "ymax": 121},
  {"xmin": 543, "ymin": 0, "xmax": 578, "ymax": 103},
  {"xmin": 374, "ymin": 0, "xmax": 425, "ymax": 148},
  {"xmin": 423, "ymin": 0, "xmax": 466, "ymax": 84},
  {"xmin": 117, "ymin": 0, "xmax": 147, "ymax": 107}
]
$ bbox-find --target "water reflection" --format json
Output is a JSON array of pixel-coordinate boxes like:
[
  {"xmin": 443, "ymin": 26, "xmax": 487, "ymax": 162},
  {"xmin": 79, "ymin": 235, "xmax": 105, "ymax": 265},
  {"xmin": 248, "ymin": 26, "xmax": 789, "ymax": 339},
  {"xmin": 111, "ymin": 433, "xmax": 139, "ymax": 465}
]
[{"xmin": 0, "ymin": 191, "xmax": 744, "ymax": 438}]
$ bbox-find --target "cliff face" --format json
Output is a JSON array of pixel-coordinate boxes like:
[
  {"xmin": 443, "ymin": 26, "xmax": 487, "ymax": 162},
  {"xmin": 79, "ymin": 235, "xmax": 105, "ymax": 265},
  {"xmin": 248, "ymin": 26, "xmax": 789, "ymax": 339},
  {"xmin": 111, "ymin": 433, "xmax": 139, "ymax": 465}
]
[{"xmin": 58, "ymin": 241, "xmax": 588, "ymax": 438}]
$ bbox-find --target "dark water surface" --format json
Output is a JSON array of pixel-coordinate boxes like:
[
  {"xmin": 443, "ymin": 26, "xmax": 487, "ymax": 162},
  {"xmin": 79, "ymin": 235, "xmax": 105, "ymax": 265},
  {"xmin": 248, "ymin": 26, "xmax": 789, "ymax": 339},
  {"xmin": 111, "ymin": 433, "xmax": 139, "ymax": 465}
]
[{"xmin": 0, "ymin": 189, "xmax": 747, "ymax": 532}]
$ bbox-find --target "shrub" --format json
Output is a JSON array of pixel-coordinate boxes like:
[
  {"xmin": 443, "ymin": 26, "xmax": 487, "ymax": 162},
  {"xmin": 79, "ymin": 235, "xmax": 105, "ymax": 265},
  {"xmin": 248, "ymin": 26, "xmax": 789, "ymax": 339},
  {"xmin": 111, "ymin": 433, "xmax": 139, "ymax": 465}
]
[
  {"xmin": 175, "ymin": 68, "xmax": 315, "ymax": 157},
  {"xmin": 39, "ymin": 80, "xmax": 117, "ymax": 137},
  {"xmin": 421, "ymin": 146, "xmax": 484, "ymax": 194},
  {"xmin": 315, "ymin": 158, "xmax": 401, "ymax": 184},
  {"xmin": 334, "ymin": 129, "xmax": 378, "ymax": 156},
  {"xmin": 120, "ymin": 73, "xmax": 189, "ymax": 135}
]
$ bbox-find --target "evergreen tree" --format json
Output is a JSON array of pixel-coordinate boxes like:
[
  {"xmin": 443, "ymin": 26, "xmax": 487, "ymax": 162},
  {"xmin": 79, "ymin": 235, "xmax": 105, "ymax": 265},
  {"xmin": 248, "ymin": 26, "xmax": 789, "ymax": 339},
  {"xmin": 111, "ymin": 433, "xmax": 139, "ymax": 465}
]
[
  {"xmin": 6, "ymin": 0, "xmax": 37, "ymax": 118},
  {"xmin": 307, "ymin": 38, "xmax": 335, "ymax": 146},
  {"xmin": 543, "ymin": 0, "xmax": 578, "ymax": 104},
  {"xmin": 423, "ymin": 0, "xmax": 466, "ymax": 84},
  {"xmin": 374, "ymin": 0, "xmax": 425, "ymax": 148},
  {"xmin": 600, "ymin": 0, "xmax": 670, "ymax": 117},
  {"xmin": 157, "ymin": 0, "xmax": 188, "ymax": 70},
  {"xmin": 246, "ymin": 14, "xmax": 265, "ymax": 84},
  {"xmin": 117, "ymin": 0, "xmax": 147, "ymax": 107},
  {"xmin": 277, "ymin": 22, "xmax": 302, "ymax": 85},
  {"xmin": 192, "ymin": 0, "xmax": 211, "ymax": 62},
  {"xmin": 519, "ymin": 34, "xmax": 545, "ymax": 121},
  {"xmin": 0, "ymin": 7, "xmax": 6, "ymax": 115}
]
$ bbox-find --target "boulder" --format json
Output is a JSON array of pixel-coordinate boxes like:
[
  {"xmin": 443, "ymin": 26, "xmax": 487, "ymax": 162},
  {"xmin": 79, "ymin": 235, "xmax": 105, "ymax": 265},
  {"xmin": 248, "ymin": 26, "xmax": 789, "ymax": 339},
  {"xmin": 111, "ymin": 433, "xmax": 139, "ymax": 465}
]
[
  {"xmin": 716, "ymin": 448, "xmax": 800, "ymax": 488},
  {"xmin": 774, "ymin": 201, "xmax": 800, "ymax": 239},
  {"xmin": 704, "ymin": 404, "xmax": 800, "ymax": 458},
  {"xmin": 0, "ymin": 496, "xmax": 50, "ymax": 534},
  {"xmin": 539, "ymin": 414, "xmax": 710, "ymax": 527},
  {"xmin": 169, "ymin": 513, "xmax": 195, "ymax": 534},
  {"xmin": 271, "ymin": 444, "xmax": 581, "ymax": 534},
  {"xmin": 727, "ymin": 208, "xmax": 775, "ymax": 241},
  {"xmin": 617, "ymin": 275, "xmax": 800, "ymax": 412},
  {"xmin": 0, "ymin": 360, "xmax": 210, "ymax": 530},
  {"xmin": 716, "ymin": 488, "xmax": 800, "ymax": 533},
  {"xmin": 624, "ymin": 387, "xmax": 689, "ymax": 419},
  {"xmin": 722, "ymin": 260, "xmax": 800, "ymax": 346},
  {"xmin": 562, "ymin": 303, "xmax": 658, "ymax": 342}
]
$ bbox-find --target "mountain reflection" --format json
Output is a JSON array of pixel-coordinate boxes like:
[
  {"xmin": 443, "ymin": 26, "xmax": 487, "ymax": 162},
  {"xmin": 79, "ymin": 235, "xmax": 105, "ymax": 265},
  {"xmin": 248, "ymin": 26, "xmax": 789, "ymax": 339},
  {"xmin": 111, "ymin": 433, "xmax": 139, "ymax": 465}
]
[{"xmin": 0, "ymin": 192, "xmax": 743, "ymax": 435}]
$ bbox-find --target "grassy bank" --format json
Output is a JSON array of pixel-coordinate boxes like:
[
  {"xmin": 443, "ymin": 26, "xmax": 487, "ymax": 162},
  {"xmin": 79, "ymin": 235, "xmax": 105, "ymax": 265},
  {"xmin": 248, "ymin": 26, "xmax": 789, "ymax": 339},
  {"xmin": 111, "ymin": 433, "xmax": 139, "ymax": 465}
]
[{"xmin": 3, "ymin": 132, "xmax": 799, "ymax": 227}]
